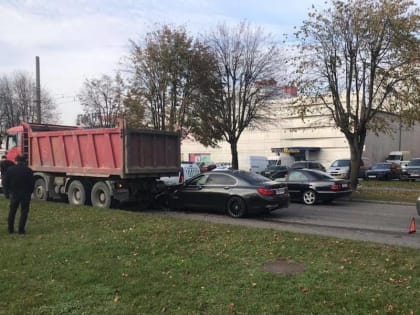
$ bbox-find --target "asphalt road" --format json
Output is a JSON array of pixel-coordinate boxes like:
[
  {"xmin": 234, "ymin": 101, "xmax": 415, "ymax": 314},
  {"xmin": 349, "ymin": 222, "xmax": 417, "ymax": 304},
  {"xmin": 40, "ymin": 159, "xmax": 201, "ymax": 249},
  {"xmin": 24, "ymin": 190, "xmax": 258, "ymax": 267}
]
[{"xmin": 153, "ymin": 200, "xmax": 420, "ymax": 249}]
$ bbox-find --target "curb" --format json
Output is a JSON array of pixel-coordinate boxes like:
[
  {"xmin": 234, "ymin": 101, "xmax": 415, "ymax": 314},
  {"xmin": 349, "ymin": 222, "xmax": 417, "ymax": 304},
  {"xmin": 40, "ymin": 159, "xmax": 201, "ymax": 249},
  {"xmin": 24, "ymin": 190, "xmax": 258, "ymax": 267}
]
[{"xmin": 350, "ymin": 198, "xmax": 415, "ymax": 206}]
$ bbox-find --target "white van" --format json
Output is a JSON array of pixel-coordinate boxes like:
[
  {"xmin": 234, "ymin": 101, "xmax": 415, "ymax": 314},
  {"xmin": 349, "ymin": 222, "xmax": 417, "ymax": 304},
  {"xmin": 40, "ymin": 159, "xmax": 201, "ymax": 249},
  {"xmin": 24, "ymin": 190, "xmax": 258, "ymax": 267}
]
[
  {"xmin": 267, "ymin": 154, "xmax": 295, "ymax": 167},
  {"xmin": 160, "ymin": 162, "xmax": 201, "ymax": 186},
  {"xmin": 239, "ymin": 155, "xmax": 268, "ymax": 173},
  {"xmin": 386, "ymin": 151, "xmax": 411, "ymax": 167}
]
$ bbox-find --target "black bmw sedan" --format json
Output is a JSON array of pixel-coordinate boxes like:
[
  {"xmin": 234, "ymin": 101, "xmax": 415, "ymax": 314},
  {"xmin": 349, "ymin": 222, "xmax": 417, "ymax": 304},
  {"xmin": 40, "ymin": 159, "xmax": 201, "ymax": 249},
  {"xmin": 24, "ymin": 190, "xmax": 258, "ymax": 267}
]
[
  {"xmin": 157, "ymin": 170, "xmax": 289, "ymax": 218},
  {"xmin": 278, "ymin": 169, "xmax": 352, "ymax": 205}
]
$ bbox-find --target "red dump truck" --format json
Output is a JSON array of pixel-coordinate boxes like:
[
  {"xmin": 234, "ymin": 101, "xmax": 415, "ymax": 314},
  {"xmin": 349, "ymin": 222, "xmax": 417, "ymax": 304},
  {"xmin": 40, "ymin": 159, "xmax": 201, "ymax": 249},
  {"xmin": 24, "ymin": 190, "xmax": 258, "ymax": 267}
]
[{"xmin": 2, "ymin": 120, "xmax": 180, "ymax": 208}]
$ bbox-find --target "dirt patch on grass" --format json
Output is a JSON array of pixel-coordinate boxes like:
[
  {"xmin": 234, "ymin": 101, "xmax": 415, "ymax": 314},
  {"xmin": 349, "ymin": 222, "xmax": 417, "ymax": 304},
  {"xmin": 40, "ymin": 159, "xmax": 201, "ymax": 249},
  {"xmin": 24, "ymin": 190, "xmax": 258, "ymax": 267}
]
[{"xmin": 262, "ymin": 259, "xmax": 306, "ymax": 275}]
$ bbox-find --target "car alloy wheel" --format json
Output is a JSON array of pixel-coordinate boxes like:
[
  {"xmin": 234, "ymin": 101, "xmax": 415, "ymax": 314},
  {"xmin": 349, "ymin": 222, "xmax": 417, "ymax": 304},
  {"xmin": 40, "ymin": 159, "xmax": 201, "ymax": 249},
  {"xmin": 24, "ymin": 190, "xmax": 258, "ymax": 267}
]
[
  {"xmin": 226, "ymin": 196, "xmax": 247, "ymax": 218},
  {"xmin": 302, "ymin": 189, "xmax": 317, "ymax": 205}
]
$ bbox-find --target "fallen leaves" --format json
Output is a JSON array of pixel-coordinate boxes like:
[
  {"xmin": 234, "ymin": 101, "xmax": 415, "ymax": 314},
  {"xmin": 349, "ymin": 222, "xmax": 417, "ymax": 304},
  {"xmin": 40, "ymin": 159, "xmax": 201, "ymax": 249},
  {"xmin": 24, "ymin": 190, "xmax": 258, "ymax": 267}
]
[{"xmin": 113, "ymin": 293, "xmax": 120, "ymax": 303}]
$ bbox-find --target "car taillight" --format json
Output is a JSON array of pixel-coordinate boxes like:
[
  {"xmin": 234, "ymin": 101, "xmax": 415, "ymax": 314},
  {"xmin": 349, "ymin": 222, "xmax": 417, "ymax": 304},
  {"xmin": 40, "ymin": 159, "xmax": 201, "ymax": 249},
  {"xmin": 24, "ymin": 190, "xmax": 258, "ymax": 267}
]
[
  {"xmin": 331, "ymin": 184, "xmax": 342, "ymax": 191},
  {"xmin": 257, "ymin": 187, "xmax": 276, "ymax": 196}
]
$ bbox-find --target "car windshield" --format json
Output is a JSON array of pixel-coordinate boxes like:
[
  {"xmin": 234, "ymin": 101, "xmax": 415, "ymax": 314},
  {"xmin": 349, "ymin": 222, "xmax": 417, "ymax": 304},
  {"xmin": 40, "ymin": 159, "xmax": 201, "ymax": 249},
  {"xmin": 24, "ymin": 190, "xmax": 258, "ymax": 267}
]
[
  {"xmin": 331, "ymin": 159, "xmax": 350, "ymax": 167},
  {"xmin": 387, "ymin": 155, "xmax": 402, "ymax": 161},
  {"xmin": 408, "ymin": 159, "xmax": 420, "ymax": 166},
  {"xmin": 372, "ymin": 163, "xmax": 390, "ymax": 170}
]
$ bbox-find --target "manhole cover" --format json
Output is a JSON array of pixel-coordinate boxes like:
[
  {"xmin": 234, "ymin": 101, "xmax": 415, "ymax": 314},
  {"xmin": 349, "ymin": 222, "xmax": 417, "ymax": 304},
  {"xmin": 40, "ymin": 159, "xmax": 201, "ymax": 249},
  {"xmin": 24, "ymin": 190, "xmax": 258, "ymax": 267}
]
[{"xmin": 262, "ymin": 259, "xmax": 306, "ymax": 275}]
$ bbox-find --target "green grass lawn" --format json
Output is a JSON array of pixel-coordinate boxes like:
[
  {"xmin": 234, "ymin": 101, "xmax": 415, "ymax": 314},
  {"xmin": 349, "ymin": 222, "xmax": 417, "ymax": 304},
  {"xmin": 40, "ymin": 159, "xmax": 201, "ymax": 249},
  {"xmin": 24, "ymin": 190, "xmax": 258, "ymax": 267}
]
[
  {"xmin": 1, "ymin": 197, "xmax": 420, "ymax": 314},
  {"xmin": 352, "ymin": 179, "xmax": 420, "ymax": 203}
]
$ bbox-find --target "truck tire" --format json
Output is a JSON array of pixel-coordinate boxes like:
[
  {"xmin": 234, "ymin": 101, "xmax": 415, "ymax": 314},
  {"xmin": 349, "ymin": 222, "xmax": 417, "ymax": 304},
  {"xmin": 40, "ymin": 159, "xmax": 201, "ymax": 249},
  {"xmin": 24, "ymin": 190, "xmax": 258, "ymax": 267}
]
[
  {"xmin": 91, "ymin": 181, "xmax": 112, "ymax": 208},
  {"xmin": 68, "ymin": 180, "xmax": 88, "ymax": 205},
  {"xmin": 33, "ymin": 178, "xmax": 48, "ymax": 201}
]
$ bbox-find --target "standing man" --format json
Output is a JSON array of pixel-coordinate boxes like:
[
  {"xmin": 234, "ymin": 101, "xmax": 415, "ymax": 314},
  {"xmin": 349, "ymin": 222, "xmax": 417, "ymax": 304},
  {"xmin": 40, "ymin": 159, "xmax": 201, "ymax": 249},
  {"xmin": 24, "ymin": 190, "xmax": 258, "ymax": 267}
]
[{"xmin": 3, "ymin": 155, "xmax": 34, "ymax": 234}]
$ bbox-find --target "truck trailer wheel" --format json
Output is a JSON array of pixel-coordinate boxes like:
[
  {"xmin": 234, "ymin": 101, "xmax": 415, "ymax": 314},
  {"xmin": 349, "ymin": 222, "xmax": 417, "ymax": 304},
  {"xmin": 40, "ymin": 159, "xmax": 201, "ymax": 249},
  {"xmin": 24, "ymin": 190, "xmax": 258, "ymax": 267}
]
[
  {"xmin": 34, "ymin": 178, "xmax": 48, "ymax": 201},
  {"xmin": 91, "ymin": 182, "xmax": 112, "ymax": 208},
  {"xmin": 68, "ymin": 180, "xmax": 88, "ymax": 205}
]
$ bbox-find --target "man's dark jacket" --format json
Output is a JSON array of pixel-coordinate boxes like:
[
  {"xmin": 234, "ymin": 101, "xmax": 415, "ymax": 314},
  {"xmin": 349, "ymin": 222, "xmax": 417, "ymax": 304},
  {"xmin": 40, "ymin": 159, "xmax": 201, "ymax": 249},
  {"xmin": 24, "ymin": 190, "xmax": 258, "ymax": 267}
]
[
  {"xmin": 3, "ymin": 164, "xmax": 34, "ymax": 197},
  {"xmin": 0, "ymin": 159, "xmax": 15, "ymax": 178}
]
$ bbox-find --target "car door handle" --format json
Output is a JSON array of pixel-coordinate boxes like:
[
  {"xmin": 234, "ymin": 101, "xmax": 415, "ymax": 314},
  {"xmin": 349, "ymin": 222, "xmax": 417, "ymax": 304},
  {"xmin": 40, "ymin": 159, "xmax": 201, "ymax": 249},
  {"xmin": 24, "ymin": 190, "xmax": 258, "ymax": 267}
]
[{"xmin": 223, "ymin": 186, "xmax": 230, "ymax": 190}]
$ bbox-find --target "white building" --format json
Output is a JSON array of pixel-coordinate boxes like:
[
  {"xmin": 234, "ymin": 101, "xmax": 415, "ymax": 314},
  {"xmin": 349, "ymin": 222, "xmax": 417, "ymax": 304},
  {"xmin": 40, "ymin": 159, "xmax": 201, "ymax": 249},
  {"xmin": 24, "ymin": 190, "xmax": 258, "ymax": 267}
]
[{"xmin": 181, "ymin": 97, "xmax": 420, "ymax": 170}]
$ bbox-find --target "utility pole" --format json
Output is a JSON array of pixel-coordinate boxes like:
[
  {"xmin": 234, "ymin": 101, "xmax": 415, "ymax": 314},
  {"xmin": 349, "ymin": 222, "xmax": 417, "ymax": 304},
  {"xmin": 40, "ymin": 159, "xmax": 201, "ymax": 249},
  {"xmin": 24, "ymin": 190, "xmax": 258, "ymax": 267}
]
[{"xmin": 35, "ymin": 56, "xmax": 41, "ymax": 123}]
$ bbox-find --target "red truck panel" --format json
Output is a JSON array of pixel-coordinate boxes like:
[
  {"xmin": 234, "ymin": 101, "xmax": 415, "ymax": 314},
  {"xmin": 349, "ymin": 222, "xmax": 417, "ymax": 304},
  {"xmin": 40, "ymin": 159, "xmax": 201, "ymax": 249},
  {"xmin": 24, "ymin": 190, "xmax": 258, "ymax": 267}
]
[{"xmin": 28, "ymin": 124, "xmax": 180, "ymax": 178}]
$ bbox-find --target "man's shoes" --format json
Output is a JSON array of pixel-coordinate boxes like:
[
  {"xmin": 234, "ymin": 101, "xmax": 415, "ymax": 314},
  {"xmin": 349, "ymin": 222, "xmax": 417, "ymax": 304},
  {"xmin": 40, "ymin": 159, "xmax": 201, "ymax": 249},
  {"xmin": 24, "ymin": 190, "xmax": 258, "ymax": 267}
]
[
  {"xmin": 18, "ymin": 230, "xmax": 26, "ymax": 235},
  {"xmin": 8, "ymin": 230, "xmax": 14, "ymax": 234}
]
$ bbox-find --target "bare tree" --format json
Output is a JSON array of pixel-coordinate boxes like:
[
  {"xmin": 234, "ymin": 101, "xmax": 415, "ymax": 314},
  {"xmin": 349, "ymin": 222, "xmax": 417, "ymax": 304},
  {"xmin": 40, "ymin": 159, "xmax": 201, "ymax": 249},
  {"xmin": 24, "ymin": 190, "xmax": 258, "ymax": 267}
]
[
  {"xmin": 205, "ymin": 21, "xmax": 282, "ymax": 170},
  {"xmin": 77, "ymin": 73, "xmax": 125, "ymax": 127},
  {"xmin": 293, "ymin": 0, "xmax": 420, "ymax": 188},
  {"xmin": 0, "ymin": 72, "xmax": 60, "ymax": 132}
]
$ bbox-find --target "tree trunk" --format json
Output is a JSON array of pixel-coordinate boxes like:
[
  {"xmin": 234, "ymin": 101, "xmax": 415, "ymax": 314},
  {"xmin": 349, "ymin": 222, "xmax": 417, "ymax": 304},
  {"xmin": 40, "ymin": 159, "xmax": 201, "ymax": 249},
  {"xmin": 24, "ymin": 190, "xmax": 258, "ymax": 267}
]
[
  {"xmin": 230, "ymin": 140, "xmax": 239, "ymax": 170},
  {"xmin": 349, "ymin": 146, "xmax": 361, "ymax": 190},
  {"xmin": 347, "ymin": 131, "xmax": 366, "ymax": 190}
]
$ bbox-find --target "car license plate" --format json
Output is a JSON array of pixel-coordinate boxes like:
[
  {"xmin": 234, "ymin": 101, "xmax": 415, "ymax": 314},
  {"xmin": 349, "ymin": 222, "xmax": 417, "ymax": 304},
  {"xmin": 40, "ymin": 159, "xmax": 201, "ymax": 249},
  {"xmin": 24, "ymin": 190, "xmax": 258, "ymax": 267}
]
[
  {"xmin": 275, "ymin": 188, "xmax": 285, "ymax": 195},
  {"xmin": 368, "ymin": 175, "xmax": 376, "ymax": 178},
  {"xmin": 342, "ymin": 183, "xmax": 348, "ymax": 188}
]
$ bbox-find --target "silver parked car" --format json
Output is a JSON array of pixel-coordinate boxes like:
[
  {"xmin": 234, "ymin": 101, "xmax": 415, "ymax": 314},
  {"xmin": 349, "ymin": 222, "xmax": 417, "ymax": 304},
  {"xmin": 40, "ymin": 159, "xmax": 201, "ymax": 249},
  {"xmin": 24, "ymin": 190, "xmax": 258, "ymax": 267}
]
[
  {"xmin": 417, "ymin": 195, "xmax": 420, "ymax": 216},
  {"xmin": 328, "ymin": 158, "xmax": 370, "ymax": 179},
  {"xmin": 405, "ymin": 158, "xmax": 420, "ymax": 181}
]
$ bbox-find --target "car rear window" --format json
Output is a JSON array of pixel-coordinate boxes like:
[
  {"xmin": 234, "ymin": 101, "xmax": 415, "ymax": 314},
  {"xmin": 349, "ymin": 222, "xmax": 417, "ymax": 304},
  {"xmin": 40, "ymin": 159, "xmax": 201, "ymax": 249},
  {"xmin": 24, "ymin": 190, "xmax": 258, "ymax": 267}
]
[
  {"xmin": 300, "ymin": 169, "xmax": 335, "ymax": 180},
  {"xmin": 311, "ymin": 171, "xmax": 335, "ymax": 180},
  {"xmin": 372, "ymin": 163, "xmax": 390, "ymax": 169},
  {"xmin": 309, "ymin": 162, "xmax": 322, "ymax": 169},
  {"xmin": 235, "ymin": 171, "xmax": 269, "ymax": 183},
  {"xmin": 291, "ymin": 162, "xmax": 305, "ymax": 169}
]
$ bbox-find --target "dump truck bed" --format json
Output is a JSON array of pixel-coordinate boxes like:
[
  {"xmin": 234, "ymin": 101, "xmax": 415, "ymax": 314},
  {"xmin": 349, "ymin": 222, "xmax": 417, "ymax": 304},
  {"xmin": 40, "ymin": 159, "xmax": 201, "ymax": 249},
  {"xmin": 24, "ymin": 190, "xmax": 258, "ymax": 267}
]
[{"xmin": 28, "ymin": 124, "xmax": 180, "ymax": 178}]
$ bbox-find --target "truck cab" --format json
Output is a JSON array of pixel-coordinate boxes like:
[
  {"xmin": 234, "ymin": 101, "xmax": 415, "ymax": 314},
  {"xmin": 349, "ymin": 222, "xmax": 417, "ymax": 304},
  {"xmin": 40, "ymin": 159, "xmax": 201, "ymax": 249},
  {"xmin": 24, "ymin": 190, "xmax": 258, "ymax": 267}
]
[
  {"xmin": 386, "ymin": 151, "xmax": 411, "ymax": 166},
  {"xmin": 386, "ymin": 151, "xmax": 411, "ymax": 177},
  {"xmin": 3, "ymin": 125, "xmax": 25, "ymax": 163}
]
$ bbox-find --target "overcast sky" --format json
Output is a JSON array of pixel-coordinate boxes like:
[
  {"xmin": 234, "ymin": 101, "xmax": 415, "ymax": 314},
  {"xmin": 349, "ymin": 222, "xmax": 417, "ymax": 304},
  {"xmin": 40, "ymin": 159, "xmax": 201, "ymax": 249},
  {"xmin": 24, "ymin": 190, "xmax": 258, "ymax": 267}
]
[{"xmin": 1, "ymin": 0, "xmax": 418, "ymax": 125}]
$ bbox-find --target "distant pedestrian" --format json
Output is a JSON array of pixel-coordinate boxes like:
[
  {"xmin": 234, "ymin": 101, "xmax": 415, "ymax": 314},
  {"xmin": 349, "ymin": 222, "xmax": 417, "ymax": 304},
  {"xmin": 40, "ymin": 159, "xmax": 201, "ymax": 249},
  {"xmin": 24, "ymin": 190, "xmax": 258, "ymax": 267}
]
[
  {"xmin": 3, "ymin": 155, "xmax": 34, "ymax": 234},
  {"xmin": 0, "ymin": 155, "xmax": 14, "ymax": 182}
]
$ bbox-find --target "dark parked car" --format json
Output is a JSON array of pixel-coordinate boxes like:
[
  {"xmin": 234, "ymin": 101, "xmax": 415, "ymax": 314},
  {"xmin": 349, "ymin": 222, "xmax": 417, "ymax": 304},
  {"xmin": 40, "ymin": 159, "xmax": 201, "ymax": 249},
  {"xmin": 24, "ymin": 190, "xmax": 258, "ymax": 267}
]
[
  {"xmin": 261, "ymin": 165, "xmax": 289, "ymax": 179},
  {"xmin": 278, "ymin": 169, "xmax": 351, "ymax": 205},
  {"xmin": 365, "ymin": 162, "xmax": 401, "ymax": 180},
  {"xmin": 156, "ymin": 170, "xmax": 289, "ymax": 218},
  {"xmin": 291, "ymin": 161, "xmax": 326, "ymax": 172},
  {"xmin": 405, "ymin": 158, "xmax": 420, "ymax": 181}
]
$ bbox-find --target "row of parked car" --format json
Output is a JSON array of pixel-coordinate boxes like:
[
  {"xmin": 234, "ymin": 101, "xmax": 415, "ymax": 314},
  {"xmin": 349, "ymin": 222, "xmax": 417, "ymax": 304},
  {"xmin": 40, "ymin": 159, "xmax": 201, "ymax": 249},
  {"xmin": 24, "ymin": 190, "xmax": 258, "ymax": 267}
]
[
  {"xmin": 261, "ymin": 158, "xmax": 420, "ymax": 181},
  {"xmin": 157, "ymin": 160, "xmax": 353, "ymax": 218},
  {"xmin": 156, "ymin": 155, "xmax": 420, "ymax": 219}
]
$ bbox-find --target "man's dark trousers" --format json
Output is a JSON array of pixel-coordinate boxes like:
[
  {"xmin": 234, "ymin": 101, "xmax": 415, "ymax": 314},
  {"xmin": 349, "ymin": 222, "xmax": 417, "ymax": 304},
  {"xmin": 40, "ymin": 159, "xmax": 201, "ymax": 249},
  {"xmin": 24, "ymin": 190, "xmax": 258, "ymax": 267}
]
[{"xmin": 8, "ymin": 193, "xmax": 31, "ymax": 234}]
